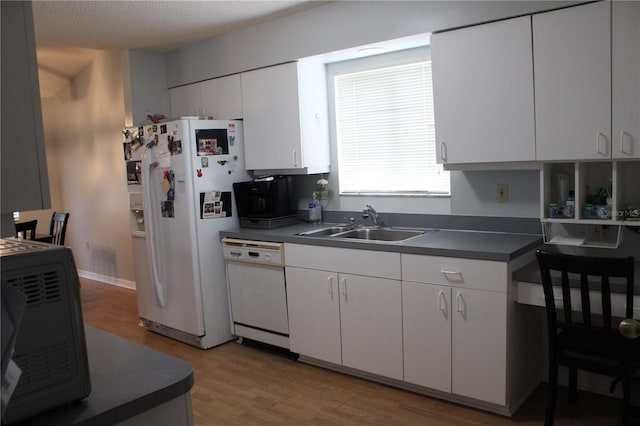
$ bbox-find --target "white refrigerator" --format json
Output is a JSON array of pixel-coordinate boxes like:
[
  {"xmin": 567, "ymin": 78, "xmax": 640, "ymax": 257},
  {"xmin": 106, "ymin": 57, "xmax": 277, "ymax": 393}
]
[{"xmin": 136, "ymin": 118, "xmax": 249, "ymax": 349}]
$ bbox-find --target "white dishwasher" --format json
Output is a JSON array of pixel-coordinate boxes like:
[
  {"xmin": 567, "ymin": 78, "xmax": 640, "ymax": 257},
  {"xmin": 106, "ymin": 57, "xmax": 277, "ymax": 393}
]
[{"xmin": 222, "ymin": 238, "xmax": 289, "ymax": 349}]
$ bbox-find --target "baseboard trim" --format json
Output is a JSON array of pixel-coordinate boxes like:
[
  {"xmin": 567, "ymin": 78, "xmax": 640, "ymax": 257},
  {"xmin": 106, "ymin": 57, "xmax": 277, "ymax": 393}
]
[{"xmin": 77, "ymin": 269, "xmax": 136, "ymax": 290}]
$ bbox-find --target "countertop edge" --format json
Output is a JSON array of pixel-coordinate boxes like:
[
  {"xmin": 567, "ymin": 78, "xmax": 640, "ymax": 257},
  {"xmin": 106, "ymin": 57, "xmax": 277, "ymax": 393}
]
[
  {"xmin": 14, "ymin": 326, "xmax": 195, "ymax": 426},
  {"xmin": 220, "ymin": 225, "xmax": 542, "ymax": 262},
  {"xmin": 82, "ymin": 326, "xmax": 195, "ymax": 426}
]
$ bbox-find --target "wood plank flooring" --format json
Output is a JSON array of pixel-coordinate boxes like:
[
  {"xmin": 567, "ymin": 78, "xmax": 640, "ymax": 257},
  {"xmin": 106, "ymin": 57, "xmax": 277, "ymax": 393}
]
[{"xmin": 79, "ymin": 278, "xmax": 624, "ymax": 425}]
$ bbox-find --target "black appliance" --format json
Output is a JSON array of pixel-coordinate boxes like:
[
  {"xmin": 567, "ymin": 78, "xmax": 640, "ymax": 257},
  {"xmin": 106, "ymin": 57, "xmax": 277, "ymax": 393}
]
[
  {"xmin": 233, "ymin": 176, "xmax": 298, "ymax": 229},
  {"xmin": 1, "ymin": 238, "xmax": 91, "ymax": 424}
]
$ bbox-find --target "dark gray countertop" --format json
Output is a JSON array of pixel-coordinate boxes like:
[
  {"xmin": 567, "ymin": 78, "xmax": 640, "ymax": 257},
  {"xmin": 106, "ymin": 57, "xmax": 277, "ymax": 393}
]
[
  {"xmin": 14, "ymin": 326, "xmax": 194, "ymax": 426},
  {"xmin": 220, "ymin": 223, "xmax": 542, "ymax": 262}
]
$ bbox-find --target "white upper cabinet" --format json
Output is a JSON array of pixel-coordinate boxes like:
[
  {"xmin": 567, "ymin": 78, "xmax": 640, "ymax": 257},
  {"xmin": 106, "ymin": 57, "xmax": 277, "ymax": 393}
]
[
  {"xmin": 170, "ymin": 83, "xmax": 201, "ymax": 118},
  {"xmin": 612, "ymin": 0, "xmax": 640, "ymax": 159},
  {"xmin": 534, "ymin": 1, "xmax": 611, "ymax": 161},
  {"xmin": 169, "ymin": 74, "xmax": 242, "ymax": 120},
  {"xmin": 240, "ymin": 62, "xmax": 330, "ymax": 174},
  {"xmin": 200, "ymin": 75, "xmax": 243, "ymax": 120},
  {"xmin": 432, "ymin": 16, "xmax": 535, "ymax": 165}
]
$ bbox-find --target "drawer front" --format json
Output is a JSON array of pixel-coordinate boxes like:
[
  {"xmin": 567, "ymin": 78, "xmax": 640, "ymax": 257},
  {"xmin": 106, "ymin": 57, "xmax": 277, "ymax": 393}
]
[
  {"xmin": 284, "ymin": 243, "xmax": 401, "ymax": 280},
  {"xmin": 402, "ymin": 254, "xmax": 507, "ymax": 293}
]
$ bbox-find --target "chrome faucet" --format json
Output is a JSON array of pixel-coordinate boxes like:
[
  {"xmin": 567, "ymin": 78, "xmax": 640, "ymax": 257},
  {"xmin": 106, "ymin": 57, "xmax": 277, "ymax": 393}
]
[{"xmin": 362, "ymin": 205, "xmax": 383, "ymax": 227}]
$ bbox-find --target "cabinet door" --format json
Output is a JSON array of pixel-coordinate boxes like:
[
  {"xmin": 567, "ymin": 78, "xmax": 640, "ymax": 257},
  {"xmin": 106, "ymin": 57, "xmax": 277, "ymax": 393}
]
[
  {"xmin": 201, "ymin": 75, "xmax": 243, "ymax": 120},
  {"xmin": 403, "ymin": 282, "xmax": 451, "ymax": 392},
  {"xmin": 534, "ymin": 1, "xmax": 611, "ymax": 160},
  {"xmin": 285, "ymin": 267, "xmax": 341, "ymax": 364},
  {"xmin": 431, "ymin": 16, "xmax": 535, "ymax": 164},
  {"xmin": 451, "ymin": 288, "xmax": 507, "ymax": 405},
  {"xmin": 169, "ymin": 83, "xmax": 202, "ymax": 118},
  {"xmin": 612, "ymin": 1, "xmax": 640, "ymax": 159},
  {"xmin": 340, "ymin": 274, "xmax": 403, "ymax": 380},
  {"xmin": 241, "ymin": 63, "xmax": 303, "ymax": 170}
]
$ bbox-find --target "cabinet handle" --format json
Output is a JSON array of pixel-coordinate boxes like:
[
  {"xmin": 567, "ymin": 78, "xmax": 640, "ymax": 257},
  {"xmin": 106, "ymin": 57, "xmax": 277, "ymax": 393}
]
[
  {"xmin": 341, "ymin": 278, "xmax": 348, "ymax": 302},
  {"xmin": 456, "ymin": 292, "xmax": 466, "ymax": 320},
  {"xmin": 441, "ymin": 270, "xmax": 463, "ymax": 283},
  {"xmin": 438, "ymin": 290, "xmax": 447, "ymax": 317},
  {"xmin": 327, "ymin": 276, "xmax": 334, "ymax": 300},
  {"xmin": 440, "ymin": 142, "xmax": 448, "ymax": 162},
  {"xmin": 292, "ymin": 149, "xmax": 298, "ymax": 167},
  {"xmin": 620, "ymin": 131, "xmax": 633, "ymax": 156},
  {"xmin": 596, "ymin": 132, "xmax": 609, "ymax": 156}
]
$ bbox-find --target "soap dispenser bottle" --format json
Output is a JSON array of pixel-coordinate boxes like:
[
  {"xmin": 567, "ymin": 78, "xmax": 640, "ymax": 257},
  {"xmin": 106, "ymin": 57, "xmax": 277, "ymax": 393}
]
[{"xmin": 309, "ymin": 193, "xmax": 321, "ymax": 223}]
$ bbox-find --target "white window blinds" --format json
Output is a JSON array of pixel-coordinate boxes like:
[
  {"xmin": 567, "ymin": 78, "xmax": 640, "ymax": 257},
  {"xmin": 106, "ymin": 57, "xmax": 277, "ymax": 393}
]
[{"xmin": 335, "ymin": 61, "xmax": 449, "ymax": 195}]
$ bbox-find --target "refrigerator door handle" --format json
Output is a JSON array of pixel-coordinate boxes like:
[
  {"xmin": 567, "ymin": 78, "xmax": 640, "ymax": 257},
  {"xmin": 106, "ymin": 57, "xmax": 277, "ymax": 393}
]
[{"xmin": 142, "ymin": 148, "xmax": 166, "ymax": 308}]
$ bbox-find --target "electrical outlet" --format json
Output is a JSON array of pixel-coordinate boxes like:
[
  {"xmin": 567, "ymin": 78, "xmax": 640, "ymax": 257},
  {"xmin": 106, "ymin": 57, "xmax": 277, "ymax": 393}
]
[{"xmin": 496, "ymin": 184, "xmax": 508, "ymax": 203}]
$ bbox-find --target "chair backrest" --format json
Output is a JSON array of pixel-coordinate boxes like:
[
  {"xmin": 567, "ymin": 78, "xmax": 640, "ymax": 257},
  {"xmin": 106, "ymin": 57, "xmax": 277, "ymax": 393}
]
[
  {"xmin": 536, "ymin": 249, "xmax": 635, "ymax": 340},
  {"xmin": 15, "ymin": 220, "xmax": 38, "ymax": 240},
  {"xmin": 49, "ymin": 212, "xmax": 70, "ymax": 245}
]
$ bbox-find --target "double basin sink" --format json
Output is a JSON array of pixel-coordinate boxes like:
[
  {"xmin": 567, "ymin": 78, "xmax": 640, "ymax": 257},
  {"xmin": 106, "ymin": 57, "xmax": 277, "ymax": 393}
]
[{"xmin": 296, "ymin": 225, "xmax": 437, "ymax": 242}]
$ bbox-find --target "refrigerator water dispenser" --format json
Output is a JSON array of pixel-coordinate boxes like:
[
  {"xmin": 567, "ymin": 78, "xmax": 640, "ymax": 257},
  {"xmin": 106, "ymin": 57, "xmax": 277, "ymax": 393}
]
[{"xmin": 129, "ymin": 192, "xmax": 145, "ymax": 235}]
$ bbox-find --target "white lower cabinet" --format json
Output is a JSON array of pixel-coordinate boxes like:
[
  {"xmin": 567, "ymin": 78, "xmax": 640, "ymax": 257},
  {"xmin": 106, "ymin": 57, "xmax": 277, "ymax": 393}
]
[
  {"xmin": 285, "ymin": 244, "xmax": 403, "ymax": 380},
  {"xmin": 339, "ymin": 273, "xmax": 402, "ymax": 380},
  {"xmin": 285, "ymin": 244, "xmax": 536, "ymax": 415},
  {"xmin": 450, "ymin": 287, "xmax": 506, "ymax": 405},
  {"xmin": 402, "ymin": 281, "xmax": 452, "ymax": 393},
  {"xmin": 402, "ymin": 280, "xmax": 507, "ymax": 405},
  {"xmin": 285, "ymin": 267, "xmax": 341, "ymax": 365},
  {"xmin": 402, "ymin": 253, "xmax": 512, "ymax": 407}
]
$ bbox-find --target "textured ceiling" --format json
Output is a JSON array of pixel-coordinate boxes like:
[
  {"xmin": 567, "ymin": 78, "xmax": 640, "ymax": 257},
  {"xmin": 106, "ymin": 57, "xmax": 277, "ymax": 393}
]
[{"xmin": 32, "ymin": 0, "xmax": 328, "ymax": 97}]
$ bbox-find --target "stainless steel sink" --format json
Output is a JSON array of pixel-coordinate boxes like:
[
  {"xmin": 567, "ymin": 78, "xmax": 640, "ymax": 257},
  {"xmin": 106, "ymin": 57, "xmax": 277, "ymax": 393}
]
[
  {"xmin": 296, "ymin": 226, "xmax": 353, "ymax": 237},
  {"xmin": 335, "ymin": 228, "xmax": 427, "ymax": 242},
  {"xmin": 297, "ymin": 226, "xmax": 436, "ymax": 242}
]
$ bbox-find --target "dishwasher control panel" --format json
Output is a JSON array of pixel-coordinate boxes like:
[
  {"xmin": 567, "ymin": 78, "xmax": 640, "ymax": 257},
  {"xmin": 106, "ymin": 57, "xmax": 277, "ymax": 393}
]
[{"xmin": 221, "ymin": 238, "xmax": 284, "ymax": 266}]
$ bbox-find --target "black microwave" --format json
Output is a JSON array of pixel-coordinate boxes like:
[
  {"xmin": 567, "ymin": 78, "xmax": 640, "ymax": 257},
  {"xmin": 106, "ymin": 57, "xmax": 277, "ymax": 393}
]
[{"xmin": 233, "ymin": 176, "xmax": 294, "ymax": 219}]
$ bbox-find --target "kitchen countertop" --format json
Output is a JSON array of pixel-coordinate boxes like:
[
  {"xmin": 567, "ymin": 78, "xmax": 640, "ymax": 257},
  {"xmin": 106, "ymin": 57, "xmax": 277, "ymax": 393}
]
[
  {"xmin": 14, "ymin": 326, "xmax": 194, "ymax": 426},
  {"xmin": 220, "ymin": 222, "xmax": 542, "ymax": 262}
]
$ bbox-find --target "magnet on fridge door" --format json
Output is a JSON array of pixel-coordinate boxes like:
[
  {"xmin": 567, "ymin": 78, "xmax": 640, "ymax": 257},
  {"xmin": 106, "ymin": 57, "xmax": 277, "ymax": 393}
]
[{"xmin": 197, "ymin": 169, "xmax": 203, "ymax": 178}]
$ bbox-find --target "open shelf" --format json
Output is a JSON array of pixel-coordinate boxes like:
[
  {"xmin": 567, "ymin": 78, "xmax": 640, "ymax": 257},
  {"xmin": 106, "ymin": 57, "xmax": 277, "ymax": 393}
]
[
  {"xmin": 541, "ymin": 221, "xmax": 623, "ymax": 249},
  {"xmin": 540, "ymin": 160, "xmax": 639, "ymax": 248}
]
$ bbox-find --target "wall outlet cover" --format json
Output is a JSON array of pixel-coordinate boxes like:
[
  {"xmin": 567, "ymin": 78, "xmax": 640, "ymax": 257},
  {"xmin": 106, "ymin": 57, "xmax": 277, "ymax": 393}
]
[{"xmin": 497, "ymin": 184, "xmax": 508, "ymax": 203}]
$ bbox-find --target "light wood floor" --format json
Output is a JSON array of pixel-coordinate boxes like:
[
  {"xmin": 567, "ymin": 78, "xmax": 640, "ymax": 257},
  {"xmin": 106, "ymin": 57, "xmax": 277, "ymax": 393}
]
[{"xmin": 79, "ymin": 278, "xmax": 625, "ymax": 425}]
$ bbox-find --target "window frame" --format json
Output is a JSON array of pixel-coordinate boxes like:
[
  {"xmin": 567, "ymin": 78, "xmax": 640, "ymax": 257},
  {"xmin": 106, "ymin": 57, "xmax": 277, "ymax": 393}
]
[{"xmin": 327, "ymin": 46, "xmax": 450, "ymax": 198}]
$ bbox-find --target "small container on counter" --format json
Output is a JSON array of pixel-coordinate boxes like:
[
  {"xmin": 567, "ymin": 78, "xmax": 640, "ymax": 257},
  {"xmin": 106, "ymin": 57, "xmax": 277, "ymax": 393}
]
[
  {"xmin": 564, "ymin": 191, "xmax": 575, "ymax": 218},
  {"xmin": 583, "ymin": 204, "xmax": 594, "ymax": 219}
]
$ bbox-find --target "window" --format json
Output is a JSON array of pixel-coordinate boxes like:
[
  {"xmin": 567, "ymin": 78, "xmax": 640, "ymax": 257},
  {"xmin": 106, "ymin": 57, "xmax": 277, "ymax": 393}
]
[{"xmin": 334, "ymin": 58, "xmax": 449, "ymax": 195}]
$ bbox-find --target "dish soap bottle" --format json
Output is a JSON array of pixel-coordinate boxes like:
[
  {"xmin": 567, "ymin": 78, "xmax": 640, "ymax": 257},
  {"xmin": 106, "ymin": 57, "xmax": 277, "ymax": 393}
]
[{"xmin": 309, "ymin": 193, "xmax": 322, "ymax": 223}]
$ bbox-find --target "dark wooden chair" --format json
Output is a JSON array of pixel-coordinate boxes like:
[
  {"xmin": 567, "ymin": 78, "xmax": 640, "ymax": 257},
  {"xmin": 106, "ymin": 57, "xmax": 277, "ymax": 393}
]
[
  {"xmin": 14, "ymin": 219, "xmax": 38, "ymax": 240},
  {"xmin": 536, "ymin": 249, "xmax": 639, "ymax": 426},
  {"xmin": 49, "ymin": 212, "xmax": 70, "ymax": 245}
]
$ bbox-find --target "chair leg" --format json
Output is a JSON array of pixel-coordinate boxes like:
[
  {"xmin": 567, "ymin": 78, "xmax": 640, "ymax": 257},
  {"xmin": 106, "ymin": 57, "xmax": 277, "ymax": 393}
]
[
  {"xmin": 568, "ymin": 367, "xmax": 578, "ymax": 403},
  {"xmin": 546, "ymin": 363, "xmax": 559, "ymax": 426},
  {"xmin": 622, "ymin": 375, "xmax": 631, "ymax": 426}
]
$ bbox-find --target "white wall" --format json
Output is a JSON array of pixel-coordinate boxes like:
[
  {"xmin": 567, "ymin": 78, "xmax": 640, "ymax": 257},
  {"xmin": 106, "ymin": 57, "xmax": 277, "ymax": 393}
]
[{"xmin": 22, "ymin": 50, "xmax": 136, "ymax": 288}]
